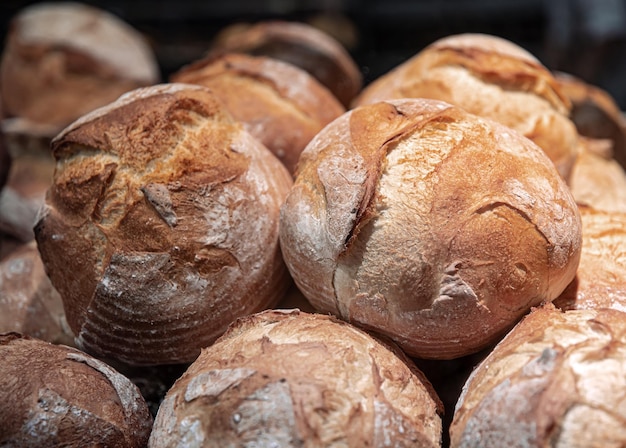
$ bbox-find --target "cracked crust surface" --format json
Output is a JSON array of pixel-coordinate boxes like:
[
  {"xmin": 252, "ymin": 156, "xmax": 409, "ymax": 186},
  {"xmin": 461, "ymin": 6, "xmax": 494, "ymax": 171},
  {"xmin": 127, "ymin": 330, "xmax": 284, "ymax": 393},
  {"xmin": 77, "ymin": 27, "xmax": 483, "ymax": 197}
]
[
  {"xmin": 450, "ymin": 305, "xmax": 626, "ymax": 447},
  {"xmin": 149, "ymin": 309, "xmax": 443, "ymax": 447},
  {"xmin": 353, "ymin": 33, "xmax": 579, "ymax": 182},
  {"xmin": 280, "ymin": 98, "xmax": 582, "ymax": 359},
  {"xmin": 34, "ymin": 83, "xmax": 293, "ymax": 365}
]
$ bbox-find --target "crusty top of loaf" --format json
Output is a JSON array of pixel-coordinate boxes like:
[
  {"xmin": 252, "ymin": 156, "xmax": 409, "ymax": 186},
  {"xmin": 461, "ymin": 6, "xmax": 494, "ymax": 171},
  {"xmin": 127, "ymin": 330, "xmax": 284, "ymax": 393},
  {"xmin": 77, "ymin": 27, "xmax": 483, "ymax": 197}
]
[{"xmin": 12, "ymin": 2, "xmax": 159, "ymax": 83}]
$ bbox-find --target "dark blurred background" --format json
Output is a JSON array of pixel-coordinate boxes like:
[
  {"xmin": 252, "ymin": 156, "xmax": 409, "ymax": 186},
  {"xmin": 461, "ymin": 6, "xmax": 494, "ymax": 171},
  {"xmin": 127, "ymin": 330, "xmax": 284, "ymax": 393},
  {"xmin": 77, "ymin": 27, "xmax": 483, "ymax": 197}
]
[{"xmin": 2, "ymin": 0, "xmax": 626, "ymax": 108}]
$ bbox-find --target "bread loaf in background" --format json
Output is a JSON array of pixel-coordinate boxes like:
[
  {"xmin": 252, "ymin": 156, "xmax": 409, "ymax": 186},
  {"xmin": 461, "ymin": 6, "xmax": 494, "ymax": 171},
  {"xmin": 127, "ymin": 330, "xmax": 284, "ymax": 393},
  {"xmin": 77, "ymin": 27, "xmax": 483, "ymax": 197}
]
[
  {"xmin": 554, "ymin": 205, "xmax": 626, "ymax": 311},
  {"xmin": 149, "ymin": 309, "xmax": 443, "ymax": 447},
  {"xmin": 0, "ymin": 2, "xmax": 159, "ymax": 132},
  {"xmin": 208, "ymin": 20, "xmax": 362, "ymax": 108},
  {"xmin": 353, "ymin": 33, "xmax": 580, "ymax": 182},
  {"xmin": 0, "ymin": 333, "xmax": 153, "ymax": 447},
  {"xmin": 450, "ymin": 305, "xmax": 626, "ymax": 447},
  {"xmin": 171, "ymin": 52, "xmax": 345, "ymax": 175},
  {"xmin": 0, "ymin": 241, "xmax": 73, "ymax": 346},
  {"xmin": 35, "ymin": 83, "xmax": 293, "ymax": 365},
  {"xmin": 280, "ymin": 98, "xmax": 582, "ymax": 359}
]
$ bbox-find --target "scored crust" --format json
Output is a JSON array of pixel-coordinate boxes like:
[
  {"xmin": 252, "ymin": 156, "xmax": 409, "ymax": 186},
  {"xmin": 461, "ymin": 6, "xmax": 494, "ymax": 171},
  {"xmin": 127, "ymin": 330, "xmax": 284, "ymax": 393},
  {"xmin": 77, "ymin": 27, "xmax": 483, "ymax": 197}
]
[
  {"xmin": 35, "ymin": 83, "xmax": 293, "ymax": 365},
  {"xmin": 280, "ymin": 98, "xmax": 582, "ymax": 359}
]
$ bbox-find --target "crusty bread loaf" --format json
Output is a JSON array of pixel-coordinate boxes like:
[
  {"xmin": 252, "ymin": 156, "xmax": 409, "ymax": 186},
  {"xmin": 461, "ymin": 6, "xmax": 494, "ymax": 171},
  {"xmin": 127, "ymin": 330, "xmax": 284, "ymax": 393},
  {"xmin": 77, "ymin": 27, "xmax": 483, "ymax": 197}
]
[
  {"xmin": 353, "ymin": 33, "xmax": 579, "ymax": 181},
  {"xmin": 568, "ymin": 137, "xmax": 626, "ymax": 213},
  {"xmin": 0, "ymin": 2, "xmax": 159, "ymax": 131},
  {"xmin": 280, "ymin": 98, "xmax": 582, "ymax": 359},
  {"xmin": 0, "ymin": 241, "xmax": 73, "ymax": 346},
  {"xmin": 34, "ymin": 83, "xmax": 293, "ymax": 365},
  {"xmin": 171, "ymin": 52, "xmax": 345, "ymax": 174},
  {"xmin": 554, "ymin": 71, "xmax": 626, "ymax": 170},
  {"xmin": 209, "ymin": 20, "xmax": 362, "ymax": 107},
  {"xmin": 149, "ymin": 309, "xmax": 443, "ymax": 447},
  {"xmin": 450, "ymin": 305, "xmax": 626, "ymax": 447},
  {"xmin": 0, "ymin": 103, "xmax": 9, "ymax": 190},
  {"xmin": 554, "ymin": 205, "xmax": 626, "ymax": 311},
  {"xmin": 0, "ymin": 333, "xmax": 153, "ymax": 447}
]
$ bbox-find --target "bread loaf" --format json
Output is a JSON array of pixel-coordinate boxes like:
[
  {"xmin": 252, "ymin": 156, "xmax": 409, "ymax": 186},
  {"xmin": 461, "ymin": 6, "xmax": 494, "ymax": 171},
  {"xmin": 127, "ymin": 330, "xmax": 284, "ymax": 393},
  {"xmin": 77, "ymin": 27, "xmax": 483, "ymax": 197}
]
[
  {"xmin": 554, "ymin": 205, "xmax": 626, "ymax": 311},
  {"xmin": 0, "ymin": 333, "xmax": 153, "ymax": 447},
  {"xmin": 149, "ymin": 309, "xmax": 443, "ymax": 447},
  {"xmin": 353, "ymin": 33, "xmax": 580, "ymax": 181},
  {"xmin": 280, "ymin": 98, "xmax": 582, "ymax": 359},
  {"xmin": 171, "ymin": 52, "xmax": 345, "ymax": 174},
  {"xmin": 209, "ymin": 20, "xmax": 362, "ymax": 107},
  {"xmin": 450, "ymin": 305, "xmax": 626, "ymax": 447},
  {"xmin": 34, "ymin": 83, "xmax": 293, "ymax": 365},
  {"xmin": 0, "ymin": 2, "xmax": 159, "ymax": 131},
  {"xmin": 0, "ymin": 241, "xmax": 73, "ymax": 346}
]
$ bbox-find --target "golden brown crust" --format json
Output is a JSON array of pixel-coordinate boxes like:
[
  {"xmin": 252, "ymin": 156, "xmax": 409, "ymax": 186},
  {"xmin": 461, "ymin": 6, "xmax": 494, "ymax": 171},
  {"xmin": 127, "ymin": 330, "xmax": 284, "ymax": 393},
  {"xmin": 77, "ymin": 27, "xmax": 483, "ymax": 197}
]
[
  {"xmin": 149, "ymin": 310, "xmax": 443, "ymax": 447},
  {"xmin": 35, "ymin": 83, "xmax": 293, "ymax": 365},
  {"xmin": 171, "ymin": 52, "xmax": 345, "ymax": 174},
  {"xmin": 0, "ymin": 333, "xmax": 152, "ymax": 447},
  {"xmin": 0, "ymin": 2, "xmax": 159, "ymax": 129},
  {"xmin": 280, "ymin": 98, "xmax": 582, "ymax": 359},
  {"xmin": 450, "ymin": 305, "xmax": 626, "ymax": 447},
  {"xmin": 209, "ymin": 20, "xmax": 362, "ymax": 107},
  {"xmin": 0, "ymin": 242, "xmax": 73, "ymax": 345},
  {"xmin": 554, "ymin": 206, "xmax": 626, "ymax": 311},
  {"xmin": 353, "ymin": 33, "xmax": 579, "ymax": 181},
  {"xmin": 568, "ymin": 137, "xmax": 626, "ymax": 213}
]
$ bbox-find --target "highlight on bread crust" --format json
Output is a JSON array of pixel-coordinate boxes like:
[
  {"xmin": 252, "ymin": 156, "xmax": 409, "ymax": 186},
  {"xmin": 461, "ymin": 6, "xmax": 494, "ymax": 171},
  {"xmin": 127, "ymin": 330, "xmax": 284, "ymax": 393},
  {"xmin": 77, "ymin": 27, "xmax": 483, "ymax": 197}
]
[
  {"xmin": 279, "ymin": 98, "xmax": 582, "ymax": 359},
  {"xmin": 353, "ymin": 33, "xmax": 580, "ymax": 182},
  {"xmin": 450, "ymin": 305, "xmax": 626, "ymax": 447},
  {"xmin": 34, "ymin": 83, "xmax": 293, "ymax": 365},
  {"xmin": 149, "ymin": 309, "xmax": 443, "ymax": 447},
  {"xmin": 171, "ymin": 52, "xmax": 345, "ymax": 175}
]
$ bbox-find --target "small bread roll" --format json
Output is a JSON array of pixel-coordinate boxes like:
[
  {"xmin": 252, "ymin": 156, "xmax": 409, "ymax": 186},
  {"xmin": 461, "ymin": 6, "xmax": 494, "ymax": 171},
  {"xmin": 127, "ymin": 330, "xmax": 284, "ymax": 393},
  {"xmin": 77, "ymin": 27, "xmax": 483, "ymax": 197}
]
[
  {"xmin": 149, "ymin": 309, "xmax": 443, "ymax": 447},
  {"xmin": 0, "ymin": 241, "xmax": 73, "ymax": 346},
  {"xmin": 0, "ymin": 2, "xmax": 159, "ymax": 131},
  {"xmin": 34, "ymin": 83, "xmax": 293, "ymax": 365},
  {"xmin": 568, "ymin": 137, "xmax": 626, "ymax": 213},
  {"xmin": 209, "ymin": 20, "xmax": 362, "ymax": 107},
  {"xmin": 353, "ymin": 33, "xmax": 579, "ymax": 181},
  {"xmin": 554, "ymin": 71, "xmax": 626, "ymax": 169},
  {"xmin": 280, "ymin": 98, "xmax": 582, "ymax": 359},
  {"xmin": 450, "ymin": 305, "xmax": 626, "ymax": 447},
  {"xmin": 171, "ymin": 52, "xmax": 345, "ymax": 174},
  {"xmin": 0, "ymin": 333, "xmax": 153, "ymax": 447},
  {"xmin": 554, "ymin": 205, "xmax": 626, "ymax": 311}
]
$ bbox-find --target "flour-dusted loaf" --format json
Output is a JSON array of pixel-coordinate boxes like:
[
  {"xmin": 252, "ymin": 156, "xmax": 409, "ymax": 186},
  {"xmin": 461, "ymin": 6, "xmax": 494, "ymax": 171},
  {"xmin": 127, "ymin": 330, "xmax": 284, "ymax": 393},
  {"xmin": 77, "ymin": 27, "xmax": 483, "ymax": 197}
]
[
  {"xmin": 353, "ymin": 33, "xmax": 579, "ymax": 181},
  {"xmin": 209, "ymin": 20, "xmax": 362, "ymax": 108},
  {"xmin": 0, "ymin": 241, "xmax": 73, "ymax": 346},
  {"xmin": 0, "ymin": 2, "xmax": 159, "ymax": 132},
  {"xmin": 34, "ymin": 83, "xmax": 293, "ymax": 365},
  {"xmin": 280, "ymin": 98, "xmax": 582, "ymax": 359},
  {"xmin": 149, "ymin": 309, "xmax": 443, "ymax": 447},
  {"xmin": 450, "ymin": 305, "xmax": 626, "ymax": 447},
  {"xmin": 171, "ymin": 52, "xmax": 345, "ymax": 175},
  {"xmin": 0, "ymin": 333, "xmax": 153, "ymax": 447},
  {"xmin": 554, "ymin": 205, "xmax": 626, "ymax": 311}
]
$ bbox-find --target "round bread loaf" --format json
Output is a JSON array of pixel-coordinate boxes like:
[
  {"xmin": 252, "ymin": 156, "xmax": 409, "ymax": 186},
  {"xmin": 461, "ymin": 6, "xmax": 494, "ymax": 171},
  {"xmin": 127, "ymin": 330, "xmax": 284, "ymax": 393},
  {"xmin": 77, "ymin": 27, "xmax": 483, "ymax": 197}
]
[
  {"xmin": 0, "ymin": 2, "xmax": 159, "ymax": 131},
  {"xmin": 450, "ymin": 305, "xmax": 626, "ymax": 447},
  {"xmin": 280, "ymin": 98, "xmax": 582, "ymax": 359},
  {"xmin": 149, "ymin": 309, "xmax": 443, "ymax": 447},
  {"xmin": 353, "ymin": 33, "xmax": 579, "ymax": 181},
  {"xmin": 568, "ymin": 137, "xmax": 626, "ymax": 213},
  {"xmin": 0, "ymin": 241, "xmax": 73, "ymax": 346},
  {"xmin": 209, "ymin": 20, "xmax": 362, "ymax": 108},
  {"xmin": 34, "ymin": 83, "xmax": 293, "ymax": 365},
  {"xmin": 171, "ymin": 52, "xmax": 345, "ymax": 175},
  {"xmin": 554, "ymin": 205, "xmax": 626, "ymax": 311},
  {"xmin": 0, "ymin": 332, "xmax": 153, "ymax": 447}
]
